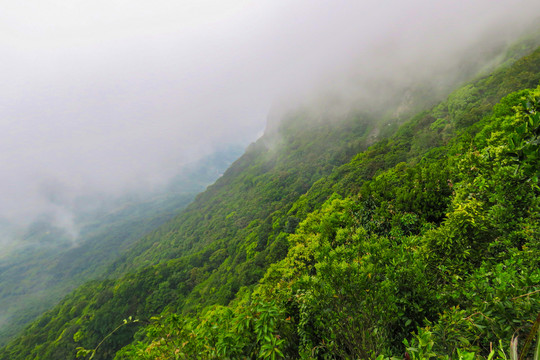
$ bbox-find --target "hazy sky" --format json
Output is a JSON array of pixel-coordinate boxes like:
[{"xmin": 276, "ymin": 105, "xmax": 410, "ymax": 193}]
[{"xmin": 1, "ymin": 0, "xmax": 540, "ymax": 230}]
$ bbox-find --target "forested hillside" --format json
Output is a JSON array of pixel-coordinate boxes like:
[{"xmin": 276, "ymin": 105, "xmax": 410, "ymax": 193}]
[
  {"xmin": 113, "ymin": 44, "xmax": 540, "ymax": 360},
  {"xmin": 0, "ymin": 147, "xmax": 241, "ymax": 347},
  {"xmin": 1, "ymin": 37, "xmax": 540, "ymax": 360}
]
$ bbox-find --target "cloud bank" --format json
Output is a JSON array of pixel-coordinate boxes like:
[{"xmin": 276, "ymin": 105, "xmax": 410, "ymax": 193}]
[{"xmin": 1, "ymin": 0, "xmax": 540, "ymax": 232}]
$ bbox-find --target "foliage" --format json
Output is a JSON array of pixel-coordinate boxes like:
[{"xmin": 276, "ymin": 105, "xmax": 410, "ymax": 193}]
[
  {"xmin": 115, "ymin": 84, "xmax": 540, "ymax": 360},
  {"xmin": 114, "ymin": 301, "xmax": 285, "ymax": 360}
]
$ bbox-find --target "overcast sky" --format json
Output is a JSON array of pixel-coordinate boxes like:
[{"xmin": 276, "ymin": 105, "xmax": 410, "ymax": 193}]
[{"xmin": 1, "ymin": 0, "xmax": 540, "ymax": 231}]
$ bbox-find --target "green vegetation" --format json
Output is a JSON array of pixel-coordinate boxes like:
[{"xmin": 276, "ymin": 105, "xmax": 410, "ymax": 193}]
[
  {"xmin": 114, "ymin": 72, "xmax": 540, "ymax": 360},
  {"xmin": 1, "ymin": 36, "xmax": 540, "ymax": 360},
  {"xmin": 0, "ymin": 148, "xmax": 241, "ymax": 346}
]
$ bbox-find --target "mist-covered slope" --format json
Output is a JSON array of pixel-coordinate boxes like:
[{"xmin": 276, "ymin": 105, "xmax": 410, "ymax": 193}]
[
  {"xmin": 130, "ymin": 82, "xmax": 538, "ymax": 358},
  {"xmin": 1, "ymin": 37, "xmax": 540, "ymax": 360},
  {"xmin": 117, "ymin": 44, "xmax": 540, "ymax": 360},
  {"xmin": 0, "ymin": 147, "xmax": 242, "ymax": 346}
]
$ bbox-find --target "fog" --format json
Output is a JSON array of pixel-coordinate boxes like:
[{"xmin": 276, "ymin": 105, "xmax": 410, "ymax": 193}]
[{"xmin": 1, "ymin": 0, "xmax": 540, "ymax": 239}]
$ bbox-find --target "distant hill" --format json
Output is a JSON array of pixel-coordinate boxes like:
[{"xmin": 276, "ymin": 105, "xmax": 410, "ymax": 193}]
[{"xmin": 0, "ymin": 145, "xmax": 242, "ymax": 346}]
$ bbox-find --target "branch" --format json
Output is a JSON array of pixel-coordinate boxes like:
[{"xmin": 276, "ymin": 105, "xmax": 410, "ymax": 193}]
[{"xmin": 511, "ymin": 289, "xmax": 540, "ymax": 301}]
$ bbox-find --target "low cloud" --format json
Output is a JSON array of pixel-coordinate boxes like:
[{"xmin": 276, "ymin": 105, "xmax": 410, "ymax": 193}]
[{"xmin": 1, "ymin": 0, "xmax": 539, "ymax": 232}]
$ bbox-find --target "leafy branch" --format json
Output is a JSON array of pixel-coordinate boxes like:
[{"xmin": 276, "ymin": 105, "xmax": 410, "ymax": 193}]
[{"xmin": 76, "ymin": 316, "xmax": 139, "ymax": 359}]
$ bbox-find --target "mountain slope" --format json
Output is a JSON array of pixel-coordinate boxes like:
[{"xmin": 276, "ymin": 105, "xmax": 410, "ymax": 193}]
[
  {"xmin": 123, "ymin": 83, "xmax": 539, "ymax": 358},
  {"xmin": 115, "ymin": 48, "xmax": 540, "ymax": 360},
  {"xmin": 2, "ymin": 36, "xmax": 540, "ymax": 360}
]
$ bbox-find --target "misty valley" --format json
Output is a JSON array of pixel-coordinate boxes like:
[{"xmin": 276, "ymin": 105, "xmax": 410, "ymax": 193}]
[
  {"xmin": 0, "ymin": 148, "xmax": 242, "ymax": 346},
  {"xmin": 1, "ymin": 2, "xmax": 540, "ymax": 360}
]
